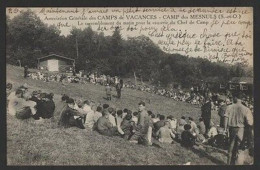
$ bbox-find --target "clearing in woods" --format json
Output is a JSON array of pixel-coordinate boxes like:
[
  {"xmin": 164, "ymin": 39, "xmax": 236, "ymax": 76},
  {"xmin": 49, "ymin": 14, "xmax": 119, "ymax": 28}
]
[{"xmin": 6, "ymin": 64, "xmax": 251, "ymax": 165}]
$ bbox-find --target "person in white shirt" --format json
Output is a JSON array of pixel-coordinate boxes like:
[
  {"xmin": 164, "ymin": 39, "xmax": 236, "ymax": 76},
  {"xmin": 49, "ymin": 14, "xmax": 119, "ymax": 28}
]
[
  {"xmin": 188, "ymin": 117, "xmax": 198, "ymax": 135},
  {"xmin": 132, "ymin": 111, "xmax": 138, "ymax": 125},
  {"xmin": 153, "ymin": 114, "xmax": 160, "ymax": 123},
  {"xmin": 207, "ymin": 122, "xmax": 218, "ymax": 138},
  {"xmin": 122, "ymin": 108, "xmax": 128, "ymax": 119},
  {"xmin": 94, "ymin": 106, "xmax": 103, "ymax": 122},
  {"xmin": 108, "ymin": 107, "xmax": 117, "ymax": 127},
  {"xmin": 8, "ymin": 88, "xmax": 36, "ymax": 118},
  {"xmin": 82, "ymin": 100, "xmax": 92, "ymax": 114},
  {"xmin": 167, "ymin": 115, "xmax": 177, "ymax": 133}
]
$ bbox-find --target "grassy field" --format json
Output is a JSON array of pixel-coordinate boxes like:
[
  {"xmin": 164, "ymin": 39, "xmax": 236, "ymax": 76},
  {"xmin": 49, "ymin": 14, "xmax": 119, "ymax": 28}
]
[{"xmin": 6, "ymin": 64, "xmax": 252, "ymax": 165}]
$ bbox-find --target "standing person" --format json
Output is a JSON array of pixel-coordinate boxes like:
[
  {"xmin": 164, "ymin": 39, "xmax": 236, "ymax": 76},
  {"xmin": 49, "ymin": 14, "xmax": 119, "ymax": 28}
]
[
  {"xmin": 116, "ymin": 79, "xmax": 123, "ymax": 99},
  {"xmin": 105, "ymin": 84, "xmax": 112, "ymax": 100},
  {"xmin": 24, "ymin": 65, "xmax": 28, "ymax": 78},
  {"xmin": 224, "ymin": 93, "xmax": 253, "ymax": 165},
  {"xmin": 201, "ymin": 97, "xmax": 212, "ymax": 134},
  {"xmin": 218, "ymin": 98, "xmax": 227, "ymax": 128},
  {"xmin": 129, "ymin": 101, "xmax": 150, "ymax": 145}
]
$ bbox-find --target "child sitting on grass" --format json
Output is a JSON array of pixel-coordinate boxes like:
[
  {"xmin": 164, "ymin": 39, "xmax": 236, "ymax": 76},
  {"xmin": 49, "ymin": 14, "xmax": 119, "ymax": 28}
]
[
  {"xmin": 121, "ymin": 114, "xmax": 135, "ymax": 140},
  {"xmin": 156, "ymin": 121, "xmax": 175, "ymax": 143},
  {"xmin": 181, "ymin": 124, "xmax": 196, "ymax": 148},
  {"xmin": 132, "ymin": 111, "xmax": 138, "ymax": 124}
]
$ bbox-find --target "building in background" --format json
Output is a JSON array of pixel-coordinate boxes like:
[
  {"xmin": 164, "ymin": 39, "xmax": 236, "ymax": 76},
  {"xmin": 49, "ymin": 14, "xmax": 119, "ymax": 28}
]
[{"xmin": 37, "ymin": 54, "xmax": 75, "ymax": 72}]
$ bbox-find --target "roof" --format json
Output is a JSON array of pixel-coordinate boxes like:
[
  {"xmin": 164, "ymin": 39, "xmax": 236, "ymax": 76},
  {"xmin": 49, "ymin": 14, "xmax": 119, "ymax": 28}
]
[
  {"xmin": 37, "ymin": 54, "xmax": 75, "ymax": 61},
  {"xmin": 229, "ymin": 77, "xmax": 253, "ymax": 84}
]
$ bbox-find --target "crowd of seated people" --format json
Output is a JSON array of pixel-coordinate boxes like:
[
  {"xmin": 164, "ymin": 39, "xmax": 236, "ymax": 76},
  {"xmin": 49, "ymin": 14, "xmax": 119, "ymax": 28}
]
[{"xmin": 6, "ymin": 82, "xmax": 254, "ymax": 164}]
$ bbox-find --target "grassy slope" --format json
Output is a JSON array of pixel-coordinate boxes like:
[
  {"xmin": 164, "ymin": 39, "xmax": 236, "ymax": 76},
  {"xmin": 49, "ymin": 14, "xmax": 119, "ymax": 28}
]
[{"xmin": 6, "ymin": 64, "xmax": 236, "ymax": 165}]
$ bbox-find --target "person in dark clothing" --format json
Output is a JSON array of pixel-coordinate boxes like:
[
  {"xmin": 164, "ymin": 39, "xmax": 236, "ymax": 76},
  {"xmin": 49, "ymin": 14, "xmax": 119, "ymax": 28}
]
[
  {"xmin": 24, "ymin": 65, "xmax": 28, "ymax": 78},
  {"xmin": 201, "ymin": 98, "xmax": 212, "ymax": 134},
  {"xmin": 96, "ymin": 109, "xmax": 118, "ymax": 136},
  {"xmin": 32, "ymin": 93, "xmax": 55, "ymax": 120},
  {"xmin": 218, "ymin": 99, "xmax": 227, "ymax": 128},
  {"xmin": 154, "ymin": 114, "xmax": 166, "ymax": 133},
  {"xmin": 181, "ymin": 124, "xmax": 196, "ymax": 148},
  {"xmin": 116, "ymin": 79, "xmax": 123, "ymax": 98},
  {"xmin": 121, "ymin": 114, "xmax": 135, "ymax": 140},
  {"xmin": 58, "ymin": 98, "xmax": 85, "ymax": 129},
  {"xmin": 29, "ymin": 91, "xmax": 41, "ymax": 105}
]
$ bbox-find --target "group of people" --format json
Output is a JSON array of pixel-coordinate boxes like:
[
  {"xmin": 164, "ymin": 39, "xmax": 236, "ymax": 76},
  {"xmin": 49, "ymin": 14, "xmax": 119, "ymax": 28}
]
[
  {"xmin": 7, "ymin": 80, "xmax": 254, "ymax": 165},
  {"xmin": 26, "ymin": 69, "xmax": 254, "ymax": 114}
]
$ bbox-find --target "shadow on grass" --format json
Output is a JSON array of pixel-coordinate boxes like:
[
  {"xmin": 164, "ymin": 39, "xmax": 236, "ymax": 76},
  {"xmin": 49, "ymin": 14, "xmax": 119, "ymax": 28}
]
[{"xmin": 190, "ymin": 146, "xmax": 226, "ymax": 165}]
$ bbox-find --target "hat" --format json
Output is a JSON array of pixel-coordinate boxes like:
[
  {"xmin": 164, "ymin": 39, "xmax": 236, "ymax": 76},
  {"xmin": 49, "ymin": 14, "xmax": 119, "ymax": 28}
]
[{"xmin": 181, "ymin": 116, "xmax": 186, "ymax": 119}]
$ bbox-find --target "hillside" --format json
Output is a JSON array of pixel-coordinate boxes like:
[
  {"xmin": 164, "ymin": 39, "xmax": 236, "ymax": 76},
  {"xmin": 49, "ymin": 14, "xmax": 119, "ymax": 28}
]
[{"xmin": 6, "ymin": 64, "xmax": 252, "ymax": 165}]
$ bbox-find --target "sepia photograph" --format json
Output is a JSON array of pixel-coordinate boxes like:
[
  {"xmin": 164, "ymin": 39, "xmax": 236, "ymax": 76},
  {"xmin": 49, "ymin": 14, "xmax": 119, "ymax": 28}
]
[{"xmin": 6, "ymin": 7, "xmax": 254, "ymax": 165}]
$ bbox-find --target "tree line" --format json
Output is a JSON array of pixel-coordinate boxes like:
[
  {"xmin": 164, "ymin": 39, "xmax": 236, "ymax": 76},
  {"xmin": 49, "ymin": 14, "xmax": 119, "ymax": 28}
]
[{"xmin": 6, "ymin": 10, "xmax": 253, "ymax": 88}]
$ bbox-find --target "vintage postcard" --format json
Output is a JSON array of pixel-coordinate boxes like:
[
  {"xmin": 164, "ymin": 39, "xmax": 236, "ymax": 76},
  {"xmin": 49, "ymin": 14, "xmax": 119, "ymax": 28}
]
[{"xmin": 6, "ymin": 7, "xmax": 253, "ymax": 165}]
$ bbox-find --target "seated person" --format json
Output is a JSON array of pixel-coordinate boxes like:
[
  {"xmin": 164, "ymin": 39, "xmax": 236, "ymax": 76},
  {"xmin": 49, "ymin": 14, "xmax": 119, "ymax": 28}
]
[
  {"xmin": 6, "ymin": 83, "xmax": 13, "ymax": 98},
  {"xmin": 132, "ymin": 112, "xmax": 138, "ymax": 124},
  {"xmin": 122, "ymin": 108, "xmax": 128, "ymax": 119},
  {"xmin": 96, "ymin": 110, "xmax": 118, "ymax": 136},
  {"xmin": 116, "ymin": 110, "xmax": 124, "ymax": 127},
  {"xmin": 32, "ymin": 93, "xmax": 55, "ymax": 120},
  {"xmin": 8, "ymin": 88, "xmax": 37, "ymax": 119},
  {"xmin": 176, "ymin": 116, "xmax": 187, "ymax": 140},
  {"xmin": 58, "ymin": 98, "xmax": 85, "ymax": 129},
  {"xmin": 207, "ymin": 122, "xmax": 218, "ymax": 139},
  {"xmin": 153, "ymin": 114, "xmax": 160, "ymax": 123},
  {"xmin": 121, "ymin": 114, "xmax": 135, "ymax": 140},
  {"xmin": 154, "ymin": 114, "xmax": 166, "ymax": 133},
  {"xmin": 181, "ymin": 124, "xmax": 196, "ymax": 148},
  {"xmin": 85, "ymin": 104, "xmax": 98, "ymax": 129},
  {"xmin": 188, "ymin": 117, "xmax": 198, "ymax": 135},
  {"xmin": 107, "ymin": 107, "xmax": 117, "ymax": 127},
  {"xmin": 167, "ymin": 115, "xmax": 177, "ymax": 133},
  {"xmin": 94, "ymin": 106, "xmax": 103, "ymax": 122},
  {"xmin": 196, "ymin": 118, "xmax": 207, "ymax": 143},
  {"xmin": 208, "ymin": 127, "xmax": 228, "ymax": 149},
  {"xmin": 156, "ymin": 121, "xmax": 175, "ymax": 143},
  {"xmin": 29, "ymin": 91, "xmax": 41, "ymax": 104},
  {"xmin": 197, "ymin": 117, "xmax": 206, "ymax": 135},
  {"xmin": 82, "ymin": 100, "xmax": 92, "ymax": 114}
]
